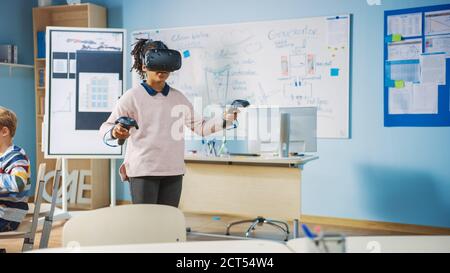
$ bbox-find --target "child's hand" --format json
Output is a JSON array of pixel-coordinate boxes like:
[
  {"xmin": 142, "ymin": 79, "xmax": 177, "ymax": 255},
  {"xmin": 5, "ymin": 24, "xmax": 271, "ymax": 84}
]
[
  {"xmin": 112, "ymin": 124, "xmax": 130, "ymax": 140},
  {"xmin": 224, "ymin": 108, "xmax": 240, "ymax": 122}
]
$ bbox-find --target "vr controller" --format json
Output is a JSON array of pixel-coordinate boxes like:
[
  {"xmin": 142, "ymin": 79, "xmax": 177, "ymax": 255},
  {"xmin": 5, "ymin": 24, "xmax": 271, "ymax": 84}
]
[
  {"xmin": 115, "ymin": 117, "xmax": 139, "ymax": 146},
  {"xmin": 143, "ymin": 48, "xmax": 182, "ymax": 72},
  {"xmin": 231, "ymin": 99, "xmax": 250, "ymax": 120},
  {"xmin": 231, "ymin": 99, "xmax": 250, "ymax": 108},
  {"xmin": 222, "ymin": 99, "xmax": 250, "ymax": 129}
]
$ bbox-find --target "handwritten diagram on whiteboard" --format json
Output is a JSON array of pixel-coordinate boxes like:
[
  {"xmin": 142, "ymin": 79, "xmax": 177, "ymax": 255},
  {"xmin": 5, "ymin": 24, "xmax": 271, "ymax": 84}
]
[{"xmin": 132, "ymin": 15, "xmax": 351, "ymax": 139}]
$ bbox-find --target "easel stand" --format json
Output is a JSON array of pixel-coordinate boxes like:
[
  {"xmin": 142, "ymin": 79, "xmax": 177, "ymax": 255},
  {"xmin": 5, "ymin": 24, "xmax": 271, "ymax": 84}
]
[
  {"xmin": 110, "ymin": 159, "xmax": 116, "ymax": 207},
  {"xmin": 38, "ymin": 158, "xmax": 64, "ymax": 248},
  {"xmin": 51, "ymin": 158, "xmax": 71, "ymax": 223}
]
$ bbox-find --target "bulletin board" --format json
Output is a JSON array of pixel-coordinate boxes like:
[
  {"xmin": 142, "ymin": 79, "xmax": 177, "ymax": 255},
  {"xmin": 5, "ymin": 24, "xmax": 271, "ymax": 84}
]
[
  {"xmin": 384, "ymin": 4, "xmax": 450, "ymax": 127},
  {"xmin": 45, "ymin": 27, "xmax": 126, "ymax": 158}
]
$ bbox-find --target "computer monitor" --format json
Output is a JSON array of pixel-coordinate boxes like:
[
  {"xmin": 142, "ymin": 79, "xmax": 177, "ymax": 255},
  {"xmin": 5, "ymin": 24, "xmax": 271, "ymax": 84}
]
[
  {"xmin": 279, "ymin": 107, "xmax": 317, "ymax": 153},
  {"xmin": 240, "ymin": 106, "xmax": 317, "ymax": 155}
]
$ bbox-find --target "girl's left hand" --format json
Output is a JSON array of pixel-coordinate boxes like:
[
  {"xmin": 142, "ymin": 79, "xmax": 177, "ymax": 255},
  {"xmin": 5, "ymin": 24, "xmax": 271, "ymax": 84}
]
[{"xmin": 224, "ymin": 108, "xmax": 240, "ymax": 122}]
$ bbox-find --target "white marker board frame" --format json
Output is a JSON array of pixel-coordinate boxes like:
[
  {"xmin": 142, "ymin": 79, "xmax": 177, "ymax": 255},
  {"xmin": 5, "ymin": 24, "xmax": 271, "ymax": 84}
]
[
  {"xmin": 132, "ymin": 15, "xmax": 351, "ymax": 139},
  {"xmin": 45, "ymin": 27, "xmax": 127, "ymax": 159}
]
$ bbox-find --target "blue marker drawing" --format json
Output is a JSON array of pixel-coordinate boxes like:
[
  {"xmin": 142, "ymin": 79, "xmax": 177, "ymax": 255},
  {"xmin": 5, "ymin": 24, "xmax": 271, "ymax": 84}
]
[
  {"xmin": 183, "ymin": 50, "xmax": 191, "ymax": 58},
  {"xmin": 302, "ymin": 224, "xmax": 317, "ymax": 239},
  {"xmin": 331, "ymin": 68, "xmax": 340, "ymax": 77}
]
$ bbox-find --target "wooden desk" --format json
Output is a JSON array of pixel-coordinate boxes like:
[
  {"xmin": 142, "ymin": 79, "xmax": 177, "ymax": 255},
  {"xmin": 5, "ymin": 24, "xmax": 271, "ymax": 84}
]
[{"xmin": 180, "ymin": 154, "xmax": 318, "ymax": 227}]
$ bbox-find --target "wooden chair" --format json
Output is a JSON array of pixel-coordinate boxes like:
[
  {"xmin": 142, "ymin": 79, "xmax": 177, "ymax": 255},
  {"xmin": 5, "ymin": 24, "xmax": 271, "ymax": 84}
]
[
  {"xmin": 0, "ymin": 158, "xmax": 62, "ymax": 252},
  {"xmin": 0, "ymin": 164, "xmax": 46, "ymax": 252}
]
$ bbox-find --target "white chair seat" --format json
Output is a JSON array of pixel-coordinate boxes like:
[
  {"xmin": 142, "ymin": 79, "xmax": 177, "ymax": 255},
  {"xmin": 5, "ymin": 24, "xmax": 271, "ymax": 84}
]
[{"xmin": 63, "ymin": 204, "xmax": 187, "ymax": 247}]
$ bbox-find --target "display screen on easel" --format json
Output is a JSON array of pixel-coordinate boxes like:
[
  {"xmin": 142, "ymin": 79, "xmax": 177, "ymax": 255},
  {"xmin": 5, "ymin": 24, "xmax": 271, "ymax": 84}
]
[{"xmin": 45, "ymin": 27, "xmax": 126, "ymax": 158}]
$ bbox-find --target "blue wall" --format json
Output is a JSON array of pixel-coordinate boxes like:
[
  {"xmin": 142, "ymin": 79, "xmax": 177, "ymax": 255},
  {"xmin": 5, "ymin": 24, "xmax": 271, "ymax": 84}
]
[
  {"xmin": 4, "ymin": 0, "xmax": 449, "ymax": 228},
  {"xmin": 0, "ymin": 0, "xmax": 36, "ymax": 186}
]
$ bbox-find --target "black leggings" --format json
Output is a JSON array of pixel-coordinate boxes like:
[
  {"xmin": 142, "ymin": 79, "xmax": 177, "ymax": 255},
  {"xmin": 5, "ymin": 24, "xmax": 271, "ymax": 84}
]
[{"xmin": 129, "ymin": 175, "xmax": 183, "ymax": 207}]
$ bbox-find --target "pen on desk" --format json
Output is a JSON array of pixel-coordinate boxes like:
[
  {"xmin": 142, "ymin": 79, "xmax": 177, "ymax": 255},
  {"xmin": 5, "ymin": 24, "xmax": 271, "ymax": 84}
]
[{"xmin": 302, "ymin": 224, "xmax": 317, "ymax": 239}]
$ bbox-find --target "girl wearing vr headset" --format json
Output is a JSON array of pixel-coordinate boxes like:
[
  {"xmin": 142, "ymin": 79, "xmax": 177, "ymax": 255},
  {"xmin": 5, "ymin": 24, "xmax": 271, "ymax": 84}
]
[{"xmin": 100, "ymin": 39, "xmax": 237, "ymax": 207}]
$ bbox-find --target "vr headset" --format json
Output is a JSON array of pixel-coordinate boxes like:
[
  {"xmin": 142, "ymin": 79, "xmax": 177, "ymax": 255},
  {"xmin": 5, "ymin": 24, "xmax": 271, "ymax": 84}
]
[{"xmin": 142, "ymin": 40, "xmax": 182, "ymax": 72}]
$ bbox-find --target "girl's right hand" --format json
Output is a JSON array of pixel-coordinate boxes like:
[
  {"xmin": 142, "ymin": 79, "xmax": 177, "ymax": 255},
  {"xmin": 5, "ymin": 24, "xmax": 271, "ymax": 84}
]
[{"xmin": 112, "ymin": 124, "xmax": 130, "ymax": 140}]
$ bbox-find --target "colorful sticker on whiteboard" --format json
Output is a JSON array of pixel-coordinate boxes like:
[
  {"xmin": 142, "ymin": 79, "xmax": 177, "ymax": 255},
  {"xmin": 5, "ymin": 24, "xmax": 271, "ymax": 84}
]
[{"xmin": 331, "ymin": 68, "xmax": 339, "ymax": 77}]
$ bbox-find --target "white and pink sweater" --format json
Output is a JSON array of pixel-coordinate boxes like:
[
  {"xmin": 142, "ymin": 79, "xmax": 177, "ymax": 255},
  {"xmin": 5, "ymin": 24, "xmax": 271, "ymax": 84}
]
[{"xmin": 100, "ymin": 84, "xmax": 228, "ymax": 181}]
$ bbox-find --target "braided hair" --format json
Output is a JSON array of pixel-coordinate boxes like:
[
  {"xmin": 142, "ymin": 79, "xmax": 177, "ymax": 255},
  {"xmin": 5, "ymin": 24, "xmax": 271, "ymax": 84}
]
[{"xmin": 131, "ymin": 39, "xmax": 169, "ymax": 79}]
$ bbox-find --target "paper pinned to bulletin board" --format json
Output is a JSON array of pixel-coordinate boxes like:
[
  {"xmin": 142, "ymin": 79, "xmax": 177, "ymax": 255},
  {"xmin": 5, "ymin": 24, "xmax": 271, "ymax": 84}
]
[{"xmin": 384, "ymin": 4, "xmax": 450, "ymax": 127}]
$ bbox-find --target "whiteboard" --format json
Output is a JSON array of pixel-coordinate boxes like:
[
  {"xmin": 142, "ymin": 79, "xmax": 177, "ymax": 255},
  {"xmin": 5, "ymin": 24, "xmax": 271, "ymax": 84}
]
[
  {"xmin": 45, "ymin": 27, "xmax": 127, "ymax": 158},
  {"xmin": 132, "ymin": 15, "xmax": 351, "ymax": 138}
]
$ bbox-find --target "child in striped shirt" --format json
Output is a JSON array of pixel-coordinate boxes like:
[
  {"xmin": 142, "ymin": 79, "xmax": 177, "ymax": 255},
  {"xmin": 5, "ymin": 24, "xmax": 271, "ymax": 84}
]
[{"xmin": 0, "ymin": 107, "xmax": 31, "ymax": 232}]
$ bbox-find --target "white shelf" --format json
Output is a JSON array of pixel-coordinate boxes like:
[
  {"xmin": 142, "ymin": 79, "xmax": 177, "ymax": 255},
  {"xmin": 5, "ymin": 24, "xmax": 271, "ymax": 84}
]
[
  {"xmin": 0, "ymin": 62, "xmax": 34, "ymax": 69},
  {"xmin": 0, "ymin": 62, "xmax": 34, "ymax": 76}
]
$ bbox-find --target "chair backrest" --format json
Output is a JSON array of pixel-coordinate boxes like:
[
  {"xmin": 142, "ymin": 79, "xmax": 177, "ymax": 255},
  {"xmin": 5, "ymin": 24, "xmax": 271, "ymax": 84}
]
[
  {"xmin": 62, "ymin": 204, "xmax": 187, "ymax": 247},
  {"xmin": 21, "ymin": 163, "xmax": 46, "ymax": 252},
  {"xmin": 31, "ymin": 163, "xmax": 47, "ymax": 217},
  {"xmin": 38, "ymin": 158, "xmax": 62, "ymax": 249}
]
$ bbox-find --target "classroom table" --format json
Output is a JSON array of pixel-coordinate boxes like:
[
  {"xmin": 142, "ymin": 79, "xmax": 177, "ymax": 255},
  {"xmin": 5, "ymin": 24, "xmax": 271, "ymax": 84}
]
[
  {"xmin": 286, "ymin": 236, "xmax": 450, "ymax": 253},
  {"xmin": 28, "ymin": 240, "xmax": 293, "ymax": 253},
  {"xmin": 180, "ymin": 154, "xmax": 318, "ymax": 238},
  {"xmin": 29, "ymin": 236, "xmax": 450, "ymax": 253}
]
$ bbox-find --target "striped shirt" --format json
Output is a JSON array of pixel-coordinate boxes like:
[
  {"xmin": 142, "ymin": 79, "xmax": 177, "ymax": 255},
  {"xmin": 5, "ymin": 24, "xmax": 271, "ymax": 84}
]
[{"xmin": 0, "ymin": 145, "xmax": 31, "ymax": 224}]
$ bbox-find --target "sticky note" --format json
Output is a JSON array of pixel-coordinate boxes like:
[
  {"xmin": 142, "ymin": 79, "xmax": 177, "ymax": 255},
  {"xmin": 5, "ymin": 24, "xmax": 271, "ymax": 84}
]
[
  {"xmin": 183, "ymin": 50, "xmax": 190, "ymax": 58},
  {"xmin": 394, "ymin": 80, "xmax": 405, "ymax": 88},
  {"xmin": 392, "ymin": 34, "xmax": 402, "ymax": 42},
  {"xmin": 331, "ymin": 68, "xmax": 339, "ymax": 77},
  {"xmin": 386, "ymin": 34, "xmax": 403, "ymax": 43}
]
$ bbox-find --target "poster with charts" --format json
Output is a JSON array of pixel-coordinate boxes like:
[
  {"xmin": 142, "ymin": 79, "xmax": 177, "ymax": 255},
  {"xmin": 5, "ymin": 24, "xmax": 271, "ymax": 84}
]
[
  {"xmin": 425, "ymin": 10, "xmax": 450, "ymax": 36},
  {"xmin": 78, "ymin": 73, "xmax": 121, "ymax": 113}
]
